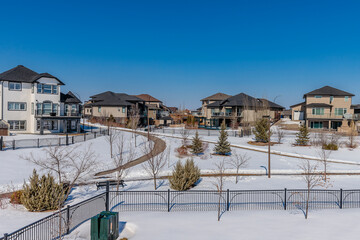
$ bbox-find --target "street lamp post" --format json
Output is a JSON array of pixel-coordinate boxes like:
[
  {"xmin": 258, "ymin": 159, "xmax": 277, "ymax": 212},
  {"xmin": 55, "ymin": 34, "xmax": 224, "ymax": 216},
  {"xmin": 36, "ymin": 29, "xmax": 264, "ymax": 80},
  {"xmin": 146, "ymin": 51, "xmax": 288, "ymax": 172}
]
[{"xmin": 263, "ymin": 115, "xmax": 271, "ymax": 178}]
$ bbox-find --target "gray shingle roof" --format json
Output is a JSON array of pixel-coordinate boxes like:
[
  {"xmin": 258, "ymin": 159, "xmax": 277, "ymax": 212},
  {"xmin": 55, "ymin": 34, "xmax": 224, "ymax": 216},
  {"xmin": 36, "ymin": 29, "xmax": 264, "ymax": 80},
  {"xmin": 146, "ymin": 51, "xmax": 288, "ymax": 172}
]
[
  {"xmin": 61, "ymin": 91, "xmax": 82, "ymax": 104},
  {"xmin": 201, "ymin": 93, "xmax": 232, "ymax": 101},
  {"xmin": 89, "ymin": 91, "xmax": 144, "ymax": 106},
  {"xmin": 304, "ymin": 86, "xmax": 354, "ymax": 97},
  {"xmin": 0, "ymin": 65, "xmax": 64, "ymax": 85},
  {"xmin": 306, "ymin": 103, "xmax": 332, "ymax": 108},
  {"xmin": 221, "ymin": 93, "xmax": 260, "ymax": 107}
]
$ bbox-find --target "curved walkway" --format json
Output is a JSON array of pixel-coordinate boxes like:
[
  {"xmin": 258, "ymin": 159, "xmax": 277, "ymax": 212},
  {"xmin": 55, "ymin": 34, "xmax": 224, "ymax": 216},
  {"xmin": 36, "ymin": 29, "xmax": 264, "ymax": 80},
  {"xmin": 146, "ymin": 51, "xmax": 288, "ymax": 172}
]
[{"xmin": 94, "ymin": 129, "xmax": 167, "ymax": 177}]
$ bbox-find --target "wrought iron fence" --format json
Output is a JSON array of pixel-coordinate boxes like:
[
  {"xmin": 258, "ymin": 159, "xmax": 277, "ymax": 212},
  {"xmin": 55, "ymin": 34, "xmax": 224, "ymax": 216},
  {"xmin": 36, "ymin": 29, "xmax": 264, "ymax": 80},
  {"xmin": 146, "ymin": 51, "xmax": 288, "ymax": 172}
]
[
  {"xmin": 149, "ymin": 128, "xmax": 241, "ymax": 137},
  {"xmin": 0, "ymin": 129, "xmax": 108, "ymax": 151},
  {"xmin": 2, "ymin": 185, "xmax": 360, "ymax": 240}
]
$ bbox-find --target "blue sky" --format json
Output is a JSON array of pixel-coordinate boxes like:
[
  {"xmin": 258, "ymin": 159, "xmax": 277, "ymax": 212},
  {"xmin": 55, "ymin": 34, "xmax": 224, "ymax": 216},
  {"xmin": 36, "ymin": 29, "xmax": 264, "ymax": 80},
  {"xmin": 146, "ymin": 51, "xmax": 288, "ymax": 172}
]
[{"xmin": 1, "ymin": 0, "xmax": 360, "ymax": 109}]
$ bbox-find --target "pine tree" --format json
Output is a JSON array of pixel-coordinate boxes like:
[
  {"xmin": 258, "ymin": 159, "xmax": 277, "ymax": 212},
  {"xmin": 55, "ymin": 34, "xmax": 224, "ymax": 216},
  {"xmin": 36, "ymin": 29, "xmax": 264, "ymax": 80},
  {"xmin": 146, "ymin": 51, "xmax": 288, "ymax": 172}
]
[
  {"xmin": 170, "ymin": 159, "xmax": 200, "ymax": 191},
  {"xmin": 253, "ymin": 118, "xmax": 270, "ymax": 143},
  {"xmin": 191, "ymin": 131, "xmax": 204, "ymax": 155},
  {"xmin": 295, "ymin": 124, "xmax": 310, "ymax": 146},
  {"xmin": 21, "ymin": 169, "xmax": 65, "ymax": 212},
  {"xmin": 214, "ymin": 123, "xmax": 231, "ymax": 155}
]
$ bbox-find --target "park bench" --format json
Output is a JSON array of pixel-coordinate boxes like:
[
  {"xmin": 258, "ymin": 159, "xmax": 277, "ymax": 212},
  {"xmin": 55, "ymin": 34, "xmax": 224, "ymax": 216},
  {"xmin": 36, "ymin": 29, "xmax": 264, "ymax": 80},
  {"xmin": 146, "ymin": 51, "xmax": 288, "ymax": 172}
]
[{"xmin": 96, "ymin": 180, "xmax": 126, "ymax": 190}]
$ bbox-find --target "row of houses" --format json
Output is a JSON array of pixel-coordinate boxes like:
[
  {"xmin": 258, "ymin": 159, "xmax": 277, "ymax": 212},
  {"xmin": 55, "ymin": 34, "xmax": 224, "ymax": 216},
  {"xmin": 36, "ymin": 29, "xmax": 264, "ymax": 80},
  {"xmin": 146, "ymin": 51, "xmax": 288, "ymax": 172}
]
[{"xmin": 0, "ymin": 65, "xmax": 358, "ymax": 135}]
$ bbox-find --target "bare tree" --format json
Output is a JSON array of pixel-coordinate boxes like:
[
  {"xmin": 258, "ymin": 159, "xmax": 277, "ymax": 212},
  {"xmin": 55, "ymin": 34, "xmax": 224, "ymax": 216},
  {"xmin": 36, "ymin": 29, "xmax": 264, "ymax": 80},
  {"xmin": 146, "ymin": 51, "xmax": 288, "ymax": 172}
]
[
  {"xmin": 213, "ymin": 159, "xmax": 227, "ymax": 221},
  {"xmin": 228, "ymin": 151, "xmax": 249, "ymax": 184},
  {"xmin": 179, "ymin": 128, "xmax": 190, "ymax": 146},
  {"xmin": 317, "ymin": 148, "xmax": 332, "ymax": 182},
  {"xmin": 348, "ymin": 120, "xmax": 358, "ymax": 149},
  {"xmin": 275, "ymin": 127, "xmax": 285, "ymax": 144},
  {"xmin": 113, "ymin": 134, "xmax": 135, "ymax": 191},
  {"xmin": 128, "ymin": 105, "xmax": 141, "ymax": 147},
  {"xmin": 106, "ymin": 127, "xmax": 119, "ymax": 158},
  {"xmin": 142, "ymin": 141, "xmax": 167, "ymax": 190},
  {"xmin": 298, "ymin": 159, "xmax": 322, "ymax": 219}
]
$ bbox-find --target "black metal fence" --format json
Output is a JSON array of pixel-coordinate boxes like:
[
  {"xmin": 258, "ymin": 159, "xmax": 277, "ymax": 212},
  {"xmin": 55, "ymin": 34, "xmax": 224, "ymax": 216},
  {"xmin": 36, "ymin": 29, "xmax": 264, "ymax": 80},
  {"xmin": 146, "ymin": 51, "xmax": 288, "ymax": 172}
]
[
  {"xmin": 3, "ymin": 185, "xmax": 360, "ymax": 240},
  {"xmin": 0, "ymin": 129, "xmax": 108, "ymax": 151},
  {"xmin": 149, "ymin": 128, "xmax": 242, "ymax": 137}
]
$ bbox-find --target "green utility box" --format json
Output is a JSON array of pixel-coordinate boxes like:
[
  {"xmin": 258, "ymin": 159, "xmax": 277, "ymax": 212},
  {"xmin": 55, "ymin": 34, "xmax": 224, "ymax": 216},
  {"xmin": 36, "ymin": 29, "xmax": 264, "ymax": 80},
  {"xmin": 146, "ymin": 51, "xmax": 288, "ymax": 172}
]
[{"xmin": 91, "ymin": 211, "xmax": 119, "ymax": 240}]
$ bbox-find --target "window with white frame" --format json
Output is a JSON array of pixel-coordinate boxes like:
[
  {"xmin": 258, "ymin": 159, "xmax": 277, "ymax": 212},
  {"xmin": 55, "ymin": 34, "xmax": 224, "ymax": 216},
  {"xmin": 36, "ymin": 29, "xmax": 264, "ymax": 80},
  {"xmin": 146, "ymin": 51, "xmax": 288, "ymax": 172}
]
[
  {"xmin": 345, "ymin": 96, "xmax": 349, "ymax": 102},
  {"xmin": 36, "ymin": 120, "xmax": 58, "ymax": 130},
  {"xmin": 122, "ymin": 107, "xmax": 126, "ymax": 113},
  {"xmin": 8, "ymin": 102, "xmax": 26, "ymax": 111},
  {"xmin": 9, "ymin": 82, "xmax": 22, "ymax": 91},
  {"xmin": 312, "ymin": 108, "xmax": 324, "ymax": 115},
  {"xmin": 37, "ymin": 84, "xmax": 58, "ymax": 94},
  {"xmin": 36, "ymin": 102, "xmax": 57, "ymax": 115},
  {"xmin": 335, "ymin": 108, "xmax": 347, "ymax": 116},
  {"xmin": 8, "ymin": 120, "xmax": 26, "ymax": 130}
]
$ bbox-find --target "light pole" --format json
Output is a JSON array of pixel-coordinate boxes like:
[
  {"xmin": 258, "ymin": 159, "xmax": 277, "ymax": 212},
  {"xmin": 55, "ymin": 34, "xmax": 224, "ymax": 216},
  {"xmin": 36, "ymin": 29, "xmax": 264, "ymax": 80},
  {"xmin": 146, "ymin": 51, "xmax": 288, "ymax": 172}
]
[{"xmin": 263, "ymin": 115, "xmax": 271, "ymax": 178}]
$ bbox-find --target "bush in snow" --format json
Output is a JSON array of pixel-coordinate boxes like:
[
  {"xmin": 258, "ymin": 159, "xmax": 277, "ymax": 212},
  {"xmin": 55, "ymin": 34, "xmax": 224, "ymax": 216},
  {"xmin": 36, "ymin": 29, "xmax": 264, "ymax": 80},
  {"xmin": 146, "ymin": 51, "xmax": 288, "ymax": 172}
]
[
  {"xmin": 21, "ymin": 170, "xmax": 65, "ymax": 212},
  {"xmin": 10, "ymin": 190, "xmax": 23, "ymax": 205},
  {"xmin": 190, "ymin": 131, "xmax": 204, "ymax": 155},
  {"xmin": 214, "ymin": 123, "xmax": 231, "ymax": 155},
  {"xmin": 253, "ymin": 118, "xmax": 271, "ymax": 143},
  {"xmin": 170, "ymin": 159, "xmax": 200, "ymax": 191},
  {"xmin": 295, "ymin": 124, "xmax": 310, "ymax": 146}
]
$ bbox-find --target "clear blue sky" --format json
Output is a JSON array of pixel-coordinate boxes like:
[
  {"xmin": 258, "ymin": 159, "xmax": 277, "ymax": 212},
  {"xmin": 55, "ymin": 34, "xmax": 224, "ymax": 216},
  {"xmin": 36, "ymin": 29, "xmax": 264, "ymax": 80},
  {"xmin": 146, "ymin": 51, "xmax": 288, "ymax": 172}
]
[{"xmin": 1, "ymin": 0, "xmax": 360, "ymax": 109}]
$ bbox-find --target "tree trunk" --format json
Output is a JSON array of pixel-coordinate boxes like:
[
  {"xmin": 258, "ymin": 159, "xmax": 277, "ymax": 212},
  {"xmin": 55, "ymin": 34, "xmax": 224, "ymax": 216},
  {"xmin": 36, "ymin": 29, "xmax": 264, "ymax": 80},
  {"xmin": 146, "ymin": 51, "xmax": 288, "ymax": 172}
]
[
  {"xmin": 305, "ymin": 188, "xmax": 310, "ymax": 219},
  {"xmin": 153, "ymin": 176, "xmax": 157, "ymax": 190}
]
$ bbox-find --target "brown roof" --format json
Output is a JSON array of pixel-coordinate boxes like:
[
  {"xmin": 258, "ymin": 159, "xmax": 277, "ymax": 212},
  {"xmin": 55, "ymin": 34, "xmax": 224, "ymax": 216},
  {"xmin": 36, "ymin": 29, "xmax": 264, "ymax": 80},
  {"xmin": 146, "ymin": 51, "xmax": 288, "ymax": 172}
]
[
  {"xmin": 290, "ymin": 102, "xmax": 305, "ymax": 108},
  {"xmin": 304, "ymin": 86, "xmax": 354, "ymax": 97},
  {"xmin": 201, "ymin": 93, "xmax": 231, "ymax": 101},
  {"xmin": 136, "ymin": 94, "xmax": 162, "ymax": 102}
]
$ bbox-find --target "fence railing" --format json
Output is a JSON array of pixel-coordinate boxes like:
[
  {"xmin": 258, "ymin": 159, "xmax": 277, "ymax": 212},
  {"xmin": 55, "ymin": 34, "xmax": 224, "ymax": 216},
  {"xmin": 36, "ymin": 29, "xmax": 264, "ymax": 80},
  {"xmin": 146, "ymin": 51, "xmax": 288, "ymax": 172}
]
[
  {"xmin": 0, "ymin": 128, "xmax": 108, "ymax": 151},
  {"xmin": 3, "ymin": 183, "xmax": 360, "ymax": 240},
  {"xmin": 149, "ymin": 128, "xmax": 241, "ymax": 137}
]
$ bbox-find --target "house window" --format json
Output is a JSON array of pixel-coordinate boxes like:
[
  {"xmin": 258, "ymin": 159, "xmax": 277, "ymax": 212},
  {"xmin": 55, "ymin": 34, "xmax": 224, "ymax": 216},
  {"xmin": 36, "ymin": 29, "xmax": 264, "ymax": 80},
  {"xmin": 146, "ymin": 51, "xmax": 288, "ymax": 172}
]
[
  {"xmin": 43, "ymin": 102, "xmax": 52, "ymax": 115},
  {"xmin": 31, "ymin": 103, "xmax": 34, "ymax": 115},
  {"xmin": 310, "ymin": 121, "xmax": 323, "ymax": 129},
  {"xmin": 312, "ymin": 108, "xmax": 324, "ymax": 115},
  {"xmin": 31, "ymin": 84, "xmax": 34, "ymax": 93},
  {"xmin": 315, "ymin": 96, "xmax": 322, "ymax": 99},
  {"xmin": 9, "ymin": 82, "xmax": 22, "ymax": 91},
  {"xmin": 345, "ymin": 96, "xmax": 349, "ymax": 102},
  {"xmin": 37, "ymin": 84, "xmax": 58, "ymax": 94},
  {"xmin": 330, "ymin": 96, "xmax": 333, "ymax": 104},
  {"xmin": 8, "ymin": 120, "xmax": 26, "ymax": 130},
  {"xmin": 8, "ymin": 102, "xmax": 26, "ymax": 111},
  {"xmin": 37, "ymin": 120, "xmax": 58, "ymax": 130},
  {"xmin": 335, "ymin": 108, "xmax": 347, "ymax": 116},
  {"xmin": 98, "ymin": 107, "xmax": 101, "ymax": 113},
  {"xmin": 122, "ymin": 107, "xmax": 126, "ymax": 113}
]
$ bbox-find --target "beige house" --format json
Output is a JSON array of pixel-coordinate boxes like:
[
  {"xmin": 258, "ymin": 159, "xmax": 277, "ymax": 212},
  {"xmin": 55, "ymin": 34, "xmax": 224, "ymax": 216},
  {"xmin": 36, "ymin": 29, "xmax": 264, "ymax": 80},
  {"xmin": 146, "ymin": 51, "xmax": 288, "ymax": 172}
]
[
  {"xmin": 198, "ymin": 92, "xmax": 284, "ymax": 128},
  {"xmin": 136, "ymin": 94, "xmax": 171, "ymax": 126},
  {"xmin": 290, "ymin": 86, "xmax": 357, "ymax": 130}
]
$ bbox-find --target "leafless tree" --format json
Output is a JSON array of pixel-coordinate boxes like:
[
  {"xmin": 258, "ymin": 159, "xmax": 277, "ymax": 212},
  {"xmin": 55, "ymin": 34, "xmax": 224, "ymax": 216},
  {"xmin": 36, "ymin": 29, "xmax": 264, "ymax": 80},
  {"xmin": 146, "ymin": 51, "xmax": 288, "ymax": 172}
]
[
  {"xmin": 179, "ymin": 128, "xmax": 190, "ymax": 146},
  {"xmin": 347, "ymin": 120, "xmax": 358, "ymax": 149},
  {"xmin": 317, "ymin": 148, "xmax": 332, "ymax": 182},
  {"xmin": 213, "ymin": 159, "xmax": 227, "ymax": 221},
  {"xmin": 128, "ymin": 105, "xmax": 141, "ymax": 147},
  {"xmin": 106, "ymin": 127, "xmax": 119, "ymax": 158},
  {"xmin": 142, "ymin": 141, "xmax": 167, "ymax": 190},
  {"xmin": 275, "ymin": 127, "xmax": 285, "ymax": 144},
  {"xmin": 228, "ymin": 151, "xmax": 249, "ymax": 184},
  {"xmin": 298, "ymin": 159, "xmax": 322, "ymax": 219},
  {"xmin": 112, "ymin": 134, "xmax": 134, "ymax": 191}
]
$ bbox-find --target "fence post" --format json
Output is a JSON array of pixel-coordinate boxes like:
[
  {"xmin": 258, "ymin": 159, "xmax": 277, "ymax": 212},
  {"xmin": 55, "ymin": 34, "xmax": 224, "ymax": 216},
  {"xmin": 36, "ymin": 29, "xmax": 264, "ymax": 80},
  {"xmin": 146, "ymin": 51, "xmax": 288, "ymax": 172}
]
[
  {"xmin": 37, "ymin": 138, "xmax": 40, "ymax": 148},
  {"xmin": 94, "ymin": 132, "xmax": 97, "ymax": 138},
  {"xmin": 105, "ymin": 181, "xmax": 110, "ymax": 211},
  {"xmin": 84, "ymin": 133, "xmax": 86, "ymax": 142},
  {"xmin": 13, "ymin": 140, "xmax": 15, "ymax": 150},
  {"xmin": 58, "ymin": 138, "xmax": 61, "ymax": 146},
  {"xmin": 3, "ymin": 233, "xmax": 8, "ymax": 240},
  {"xmin": 66, "ymin": 134, "xmax": 69, "ymax": 146},
  {"xmin": 167, "ymin": 189, "xmax": 170, "ymax": 212},
  {"xmin": 66, "ymin": 205, "xmax": 70, "ymax": 234},
  {"xmin": 284, "ymin": 188, "xmax": 287, "ymax": 210},
  {"xmin": 72, "ymin": 136, "xmax": 74, "ymax": 144},
  {"xmin": 208, "ymin": 130, "xmax": 210, "ymax": 136},
  {"xmin": 226, "ymin": 189, "xmax": 230, "ymax": 211},
  {"xmin": 0, "ymin": 136, "xmax": 3, "ymax": 151},
  {"xmin": 340, "ymin": 188, "xmax": 343, "ymax": 209}
]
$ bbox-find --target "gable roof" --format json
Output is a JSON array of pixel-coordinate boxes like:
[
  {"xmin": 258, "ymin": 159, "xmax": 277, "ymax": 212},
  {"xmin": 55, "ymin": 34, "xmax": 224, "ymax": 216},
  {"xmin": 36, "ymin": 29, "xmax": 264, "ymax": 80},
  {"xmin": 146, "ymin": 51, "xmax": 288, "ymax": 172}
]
[
  {"xmin": 60, "ymin": 91, "xmax": 82, "ymax": 104},
  {"xmin": 257, "ymin": 98, "xmax": 285, "ymax": 110},
  {"xmin": 136, "ymin": 94, "xmax": 162, "ymax": 102},
  {"xmin": 201, "ymin": 93, "xmax": 232, "ymax": 101},
  {"xmin": 304, "ymin": 86, "xmax": 354, "ymax": 97},
  {"xmin": 89, "ymin": 91, "xmax": 144, "ymax": 106},
  {"xmin": 0, "ymin": 65, "xmax": 64, "ymax": 85},
  {"xmin": 221, "ymin": 93, "xmax": 260, "ymax": 107},
  {"xmin": 290, "ymin": 102, "xmax": 306, "ymax": 108}
]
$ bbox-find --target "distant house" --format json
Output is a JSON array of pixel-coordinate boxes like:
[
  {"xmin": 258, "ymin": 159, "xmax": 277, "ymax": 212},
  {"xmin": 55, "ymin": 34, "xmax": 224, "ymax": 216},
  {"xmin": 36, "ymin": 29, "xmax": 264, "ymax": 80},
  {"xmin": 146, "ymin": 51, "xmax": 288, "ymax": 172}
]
[
  {"xmin": 135, "ymin": 94, "xmax": 171, "ymax": 126},
  {"xmin": 290, "ymin": 86, "xmax": 358, "ymax": 130},
  {"xmin": 197, "ymin": 92, "xmax": 284, "ymax": 128},
  {"xmin": 0, "ymin": 65, "xmax": 82, "ymax": 134}
]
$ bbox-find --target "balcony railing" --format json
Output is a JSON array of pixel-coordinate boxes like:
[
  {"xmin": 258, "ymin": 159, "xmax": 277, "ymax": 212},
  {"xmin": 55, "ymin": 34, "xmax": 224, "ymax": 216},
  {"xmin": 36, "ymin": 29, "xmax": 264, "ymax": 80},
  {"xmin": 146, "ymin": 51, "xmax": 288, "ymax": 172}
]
[
  {"xmin": 307, "ymin": 113, "xmax": 345, "ymax": 119},
  {"xmin": 36, "ymin": 109, "xmax": 59, "ymax": 116},
  {"xmin": 211, "ymin": 112, "xmax": 243, "ymax": 117}
]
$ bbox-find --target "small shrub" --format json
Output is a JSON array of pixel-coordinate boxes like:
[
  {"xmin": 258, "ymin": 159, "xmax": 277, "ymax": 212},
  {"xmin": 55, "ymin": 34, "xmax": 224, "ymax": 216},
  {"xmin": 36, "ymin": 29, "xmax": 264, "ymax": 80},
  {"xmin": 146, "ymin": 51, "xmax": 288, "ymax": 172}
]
[
  {"xmin": 295, "ymin": 125, "xmax": 310, "ymax": 146},
  {"xmin": 190, "ymin": 131, "xmax": 204, "ymax": 155},
  {"xmin": 10, "ymin": 190, "xmax": 23, "ymax": 205},
  {"xmin": 253, "ymin": 118, "xmax": 270, "ymax": 143},
  {"xmin": 214, "ymin": 123, "xmax": 231, "ymax": 155},
  {"xmin": 170, "ymin": 159, "xmax": 200, "ymax": 191},
  {"xmin": 176, "ymin": 145, "xmax": 189, "ymax": 157},
  {"xmin": 322, "ymin": 143, "xmax": 338, "ymax": 151}
]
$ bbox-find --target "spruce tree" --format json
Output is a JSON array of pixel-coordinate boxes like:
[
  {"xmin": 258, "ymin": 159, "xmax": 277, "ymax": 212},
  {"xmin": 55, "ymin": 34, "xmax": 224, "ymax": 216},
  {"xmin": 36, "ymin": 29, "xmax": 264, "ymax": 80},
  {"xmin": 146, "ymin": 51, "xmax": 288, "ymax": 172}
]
[
  {"xmin": 295, "ymin": 124, "xmax": 310, "ymax": 146},
  {"xmin": 191, "ymin": 131, "xmax": 204, "ymax": 155},
  {"xmin": 170, "ymin": 159, "xmax": 200, "ymax": 191},
  {"xmin": 253, "ymin": 118, "xmax": 270, "ymax": 143},
  {"xmin": 214, "ymin": 123, "xmax": 231, "ymax": 155}
]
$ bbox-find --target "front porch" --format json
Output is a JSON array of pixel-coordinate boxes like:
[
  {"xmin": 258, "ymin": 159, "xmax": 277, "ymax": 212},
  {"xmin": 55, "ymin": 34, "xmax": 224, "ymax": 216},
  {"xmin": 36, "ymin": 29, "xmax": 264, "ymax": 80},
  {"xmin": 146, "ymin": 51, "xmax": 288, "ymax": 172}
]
[{"xmin": 36, "ymin": 116, "xmax": 82, "ymax": 135}]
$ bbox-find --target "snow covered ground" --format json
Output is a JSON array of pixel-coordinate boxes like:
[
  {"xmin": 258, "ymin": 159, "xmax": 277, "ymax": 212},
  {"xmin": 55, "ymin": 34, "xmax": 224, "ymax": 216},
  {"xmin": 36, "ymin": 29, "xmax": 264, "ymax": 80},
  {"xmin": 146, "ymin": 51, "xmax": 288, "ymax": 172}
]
[{"xmin": 65, "ymin": 209, "xmax": 360, "ymax": 240}]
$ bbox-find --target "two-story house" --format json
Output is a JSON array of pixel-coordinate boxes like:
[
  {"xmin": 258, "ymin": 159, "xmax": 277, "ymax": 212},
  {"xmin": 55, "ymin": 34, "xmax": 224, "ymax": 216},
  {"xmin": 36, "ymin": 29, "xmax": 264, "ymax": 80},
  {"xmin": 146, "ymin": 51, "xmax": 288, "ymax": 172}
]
[
  {"xmin": 198, "ymin": 92, "xmax": 284, "ymax": 128},
  {"xmin": 290, "ymin": 86, "xmax": 355, "ymax": 130},
  {"xmin": 135, "ymin": 94, "xmax": 171, "ymax": 126},
  {"xmin": 87, "ymin": 91, "xmax": 147, "ymax": 125},
  {"xmin": 0, "ymin": 65, "xmax": 82, "ymax": 134}
]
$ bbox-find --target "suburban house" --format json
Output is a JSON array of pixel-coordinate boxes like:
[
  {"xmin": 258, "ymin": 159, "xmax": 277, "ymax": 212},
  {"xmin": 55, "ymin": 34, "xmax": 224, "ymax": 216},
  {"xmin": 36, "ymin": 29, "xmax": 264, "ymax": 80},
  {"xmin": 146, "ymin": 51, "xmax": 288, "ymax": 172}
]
[
  {"xmin": 86, "ymin": 91, "xmax": 147, "ymax": 125},
  {"xmin": 290, "ymin": 86, "xmax": 358, "ymax": 130},
  {"xmin": 135, "ymin": 94, "xmax": 172, "ymax": 126},
  {"xmin": 0, "ymin": 65, "xmax": 82, "ymax": 134},
  {"xmin": 197, "ymin": 92, "xmax": 284, "ymax": 128}
]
